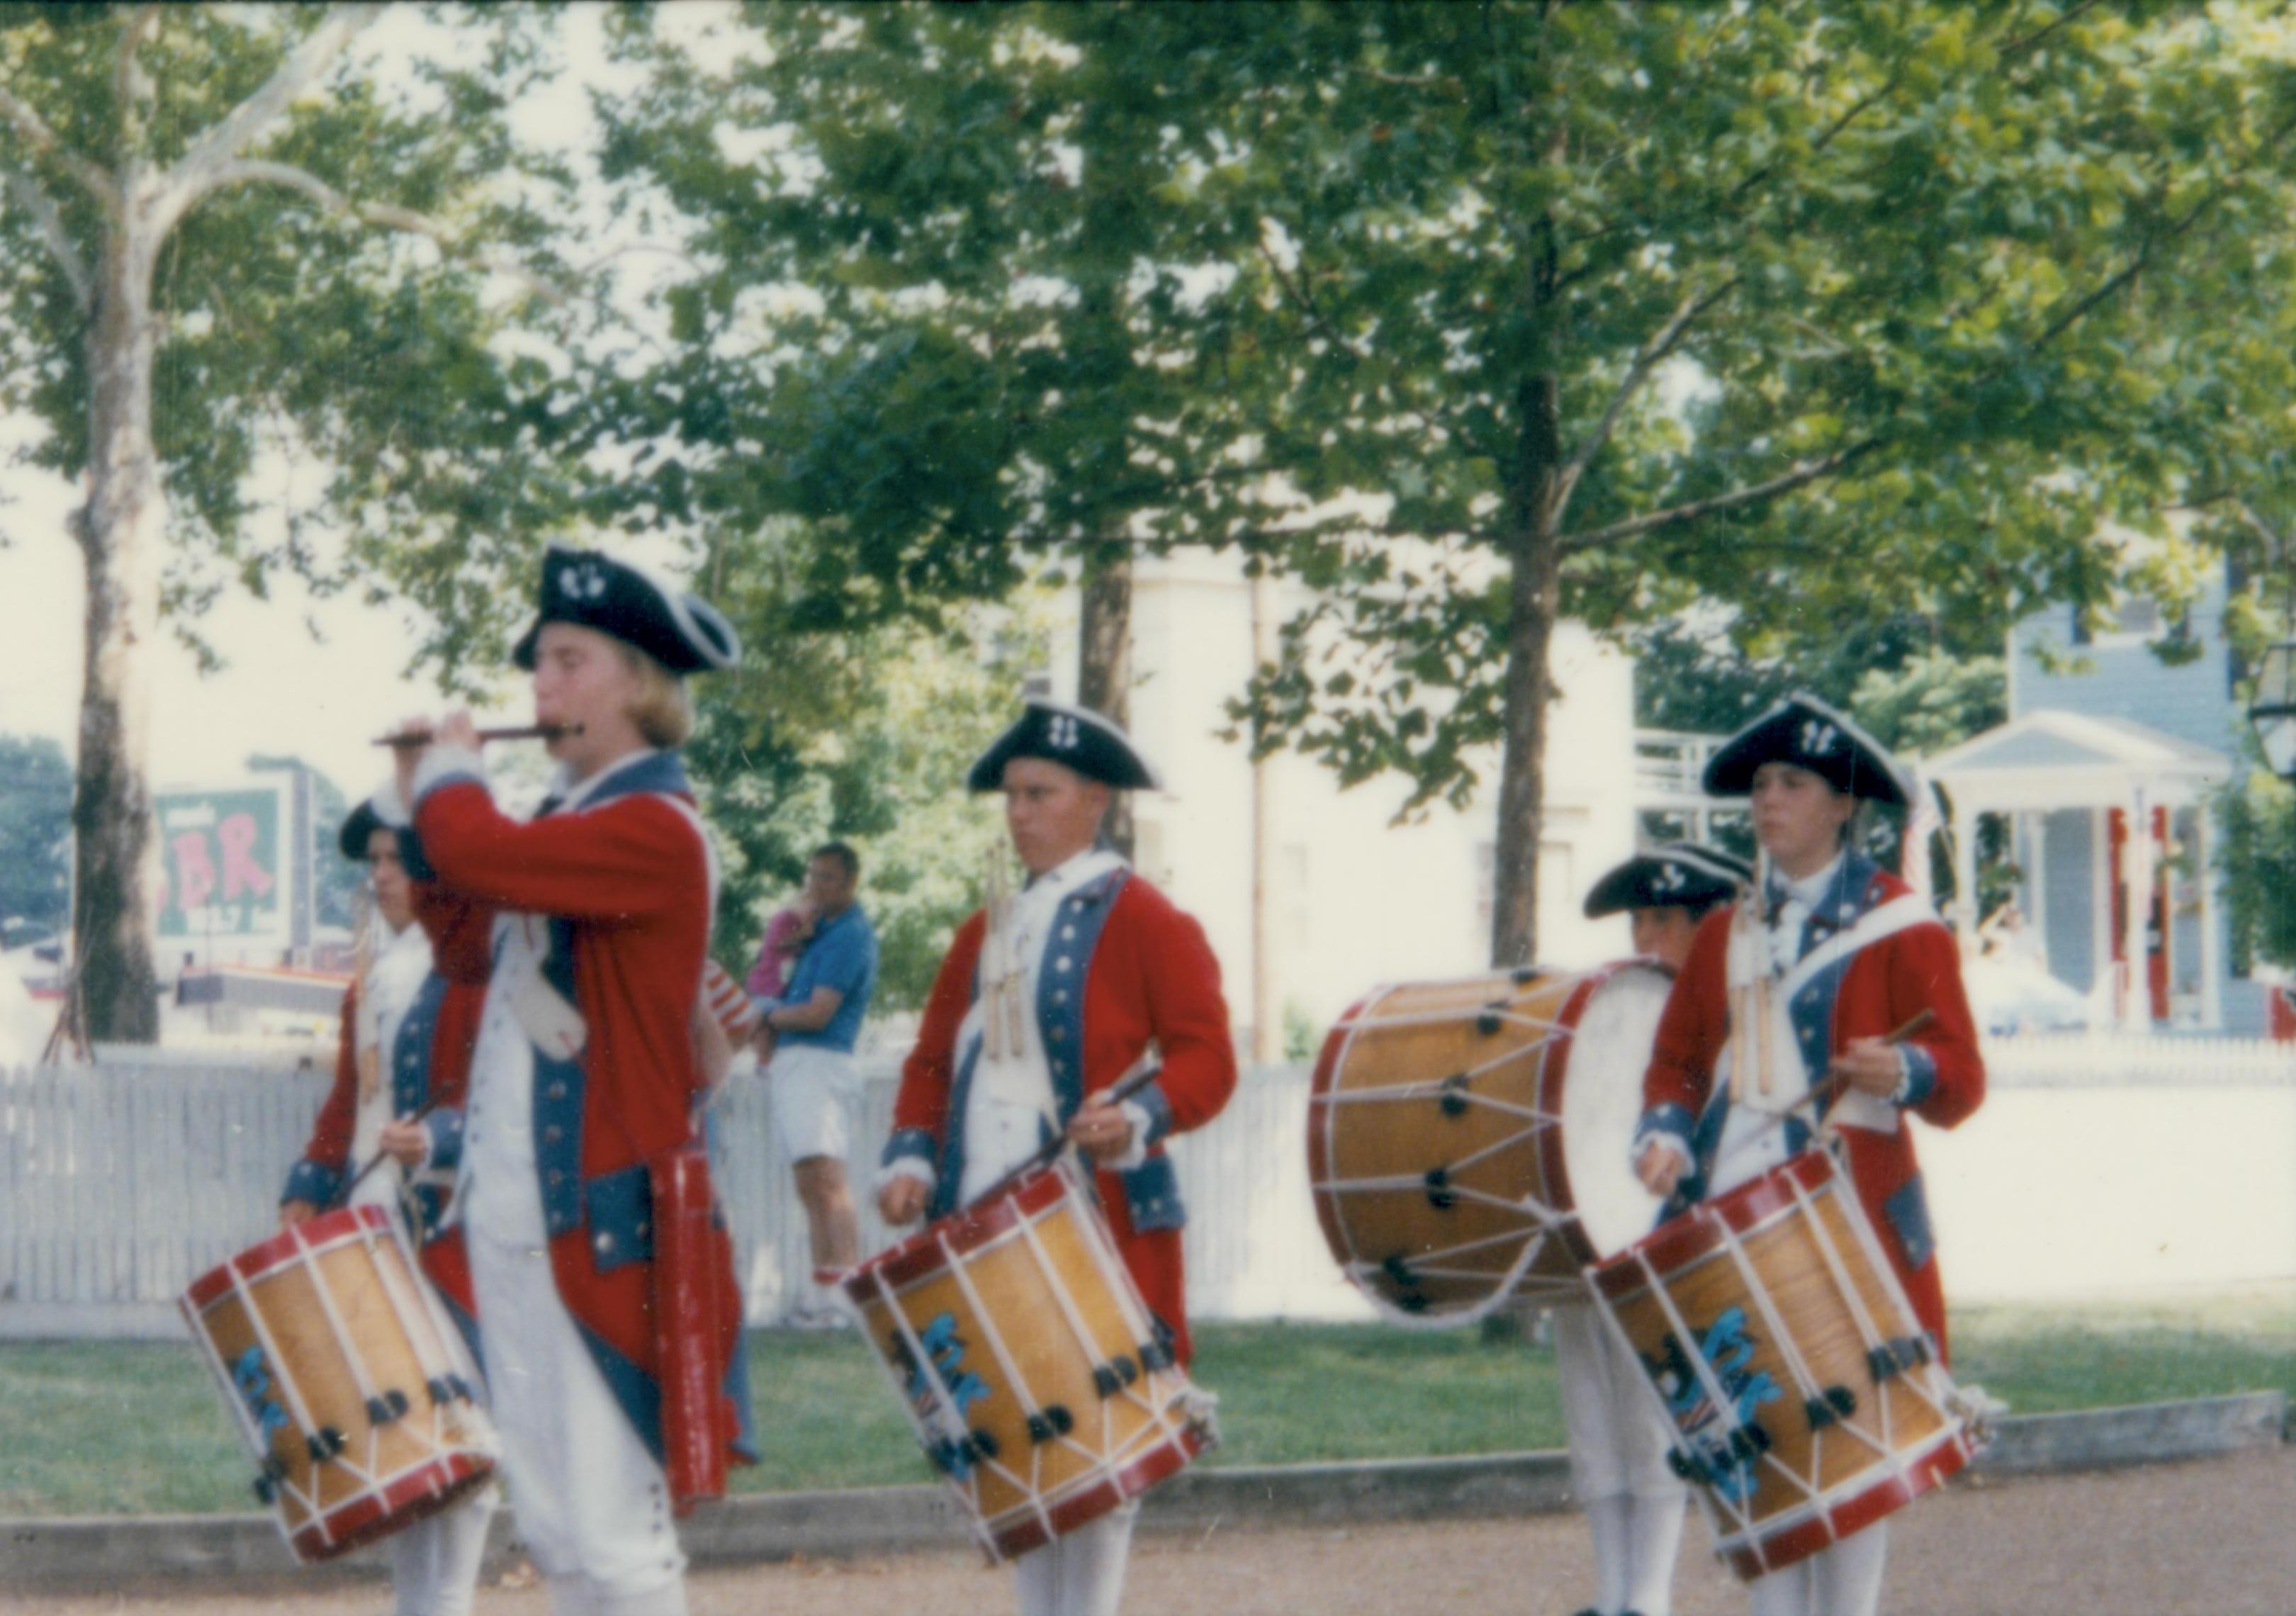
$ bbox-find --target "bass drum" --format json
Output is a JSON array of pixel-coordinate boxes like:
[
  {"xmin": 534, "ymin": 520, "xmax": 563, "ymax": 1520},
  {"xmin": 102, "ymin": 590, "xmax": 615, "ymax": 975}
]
[{"xmin": 1308, "ymin": 959, "xmax": 1673, "ymax": 1325}]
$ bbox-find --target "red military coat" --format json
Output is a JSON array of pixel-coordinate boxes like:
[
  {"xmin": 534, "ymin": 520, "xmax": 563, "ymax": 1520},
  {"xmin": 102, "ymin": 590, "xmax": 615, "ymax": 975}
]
[
  {"xmin": 282, "ymin": 968, "xmax": 484, "ymax": 1320},
  {"xmin": 887, "ymin": 868, "xmax": 1236, "ymax": 1364},
  {"xmin": 1639, "ymin": 855, "xmax": 1984, "ymax": 1357},
  {"xmin": 405, "ymin": 748, "xmax": 751, "ymax": 1477}
]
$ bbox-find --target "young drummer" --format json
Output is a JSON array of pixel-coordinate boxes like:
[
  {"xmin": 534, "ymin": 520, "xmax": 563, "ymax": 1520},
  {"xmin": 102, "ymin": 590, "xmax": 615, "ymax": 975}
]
[
  {"xmin": 1631, "ymin": 694, "xmax": 1984, "ymax": 1616},
  {"xmin": 877, "ymin": 698, "xmax": 1237, "ymax": 1616},
  {"xmin": 380, "ymin": 542, "xmax": 752, "ymax": 1616},
  {"xmin": 280, "ymin": 804, "xmax": 493, "ymax": 1616},
  {"xmin": 1556, "ymin": 842, "xmax": 1749, "ymax": 1616}
]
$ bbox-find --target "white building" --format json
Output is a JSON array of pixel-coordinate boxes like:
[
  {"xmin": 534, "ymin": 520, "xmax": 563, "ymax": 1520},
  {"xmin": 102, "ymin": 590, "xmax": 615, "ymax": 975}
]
[{"xmin": 1049, "ymin": 550, "xmax": 1641, "ymax": 1059}]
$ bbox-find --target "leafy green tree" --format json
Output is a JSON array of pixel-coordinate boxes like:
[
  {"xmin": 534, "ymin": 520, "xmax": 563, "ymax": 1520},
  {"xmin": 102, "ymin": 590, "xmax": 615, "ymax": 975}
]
[
  {"xmin": 1196, "ymin": 0, "xmax": 2296, "ymax": 964},
  {"xmin": 597, "ymin": 1, "xmax": 2296, "ymax": 969},
  {"xmin": 1, "ymin": 4, "xmax": 575, "ymax": 1037},
  {"xmin": 0, "ymin": 734, "xmax": 71, "ymax": 930},
  {"xmin": 692, "ymin": 573, "xmax": 1045, "ymax": 1013},
  {"xmin": 2217, "ymin": 766, "xmax": 2296, "ymax": 972}
]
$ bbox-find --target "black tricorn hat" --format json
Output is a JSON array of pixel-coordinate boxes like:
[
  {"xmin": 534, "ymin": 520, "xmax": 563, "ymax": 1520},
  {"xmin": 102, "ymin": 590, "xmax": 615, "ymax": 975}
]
[
  {"xmin": 1582, "ymin": 842, "xmax": 1752, "ymax": 919},
  {"xmin": 337, "ymin": 801, "xmax": 386, "ymax": 863},
  {"xmin": 511, "ymin": 542, "xmax": 741, "ymax": 676},
  {"xmin": 964, "ymin": 698, "xmax": 1163, "ymax": 793},
  {"xmin": 1701, "ymin": 691, "xmax": 1909, "ymax": 808}
]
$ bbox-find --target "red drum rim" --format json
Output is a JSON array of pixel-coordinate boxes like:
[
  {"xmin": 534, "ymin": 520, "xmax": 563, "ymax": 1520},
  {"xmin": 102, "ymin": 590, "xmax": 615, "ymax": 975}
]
[
  {"xmin": 846, "ymin": 1167, "xmax": 1073, "ymax": 1301},
  {"xmin": 1534, "ymin": 958, "xmax": 1675, "ymax": 1269},
  {"xmin": 1723, "ymin": 1425, "xmax": 1975, "ymax": 1581},
  {"xmin": 183, "ymin": 1203, "xmax": 394, "ymax": 1313},
  {"xmin": 1589, "ymin": 1150, "xmax": 1838, "ymax": 1305},
  {"xmin": 987, "ymin": 1422, "xmax": 1211, "ymax": 1560},
  {"xmin": 289, "ymin": 1450, "xmax": 495, "ymax": 1564}
]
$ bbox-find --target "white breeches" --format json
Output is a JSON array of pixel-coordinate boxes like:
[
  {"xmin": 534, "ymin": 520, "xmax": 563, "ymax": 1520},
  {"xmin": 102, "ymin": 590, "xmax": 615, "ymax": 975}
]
[
  {"xmin": 387, "ymin": 1483, "xmax": 495, "ymax": 1616},
  {"xmin": 466, "ymin": 1231, "xmax": 686, "ymax": 1612},
  {"xmin": 1013, "ymin": 1498, "xmax": 1139, "ymax": 1616}
]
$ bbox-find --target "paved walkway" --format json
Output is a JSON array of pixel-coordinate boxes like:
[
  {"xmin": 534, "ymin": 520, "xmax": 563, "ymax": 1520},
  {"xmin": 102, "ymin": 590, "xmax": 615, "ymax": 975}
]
[{"xmin": 6, "ymin": 1449, "xmax": 2290, "ymax": 1615}]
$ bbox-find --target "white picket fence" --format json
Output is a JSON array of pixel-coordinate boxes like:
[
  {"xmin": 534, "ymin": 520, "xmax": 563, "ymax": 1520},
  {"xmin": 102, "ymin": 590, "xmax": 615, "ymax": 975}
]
[{"xmin": 1, "ymin": 1032, "xmax": 2288, "ymax": 1338}]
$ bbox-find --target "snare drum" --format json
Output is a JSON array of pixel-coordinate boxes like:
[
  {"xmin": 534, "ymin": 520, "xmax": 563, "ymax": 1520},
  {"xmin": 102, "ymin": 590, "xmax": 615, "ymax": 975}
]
[
  {"xmin": 844, "ymin": 1164, "xmax": 1215, "ymax": 1561},
  {"xmin": 1308, "ymin": 960, "xmax": 1673, "ymax": 1323},
  {"xmin": 1590, "ymin": 1150, "xmax": 1978, "ymax": 1580},
  {"xmin": 180, "ymin": 1203, "xmax": 495, "ymax": 1564}
]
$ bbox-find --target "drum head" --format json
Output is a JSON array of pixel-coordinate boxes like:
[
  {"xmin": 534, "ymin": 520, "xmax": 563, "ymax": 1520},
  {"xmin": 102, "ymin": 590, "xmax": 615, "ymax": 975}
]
[{"xmin": 1554, "ymin": 960, "xmax": 1672, "ymax": 1260}]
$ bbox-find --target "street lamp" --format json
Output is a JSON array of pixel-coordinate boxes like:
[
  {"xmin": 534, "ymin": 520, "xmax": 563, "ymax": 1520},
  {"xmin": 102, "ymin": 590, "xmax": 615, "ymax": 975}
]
[{"xmin": 2250, "ymin": 641, "xmax": 2296, "ymax": 781}]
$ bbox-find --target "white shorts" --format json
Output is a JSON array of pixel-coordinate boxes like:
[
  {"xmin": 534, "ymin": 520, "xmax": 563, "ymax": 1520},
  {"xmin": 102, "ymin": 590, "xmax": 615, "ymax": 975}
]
[
  {"xmin": 769, "ymin": 1043, "xmax": 856, "ymax": 1165},
  {"xmin": 1553, "ymin": 1301, "xmax": 1684, "ymax": 1502}
]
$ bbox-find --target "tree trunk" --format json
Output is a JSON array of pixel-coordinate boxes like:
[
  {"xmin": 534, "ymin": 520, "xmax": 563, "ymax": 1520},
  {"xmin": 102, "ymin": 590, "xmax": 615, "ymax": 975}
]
[
  {"xmin": 72, "ymin": 211, "xmax": 164, "ymax": 1043},
  {"xmin": 1076, "ymin": 549, "xmax": 1135, "ymax": 858},
  {"xmin": 1489, "ymin": 506, "xmax": 1564, "ymax": 969}
]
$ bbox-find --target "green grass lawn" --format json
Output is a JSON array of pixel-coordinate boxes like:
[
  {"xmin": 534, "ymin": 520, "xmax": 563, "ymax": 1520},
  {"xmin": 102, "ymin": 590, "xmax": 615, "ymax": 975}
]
[{"xmin": 4, "ymin": 1287, "xmax": 2287, "ymax": 1516}]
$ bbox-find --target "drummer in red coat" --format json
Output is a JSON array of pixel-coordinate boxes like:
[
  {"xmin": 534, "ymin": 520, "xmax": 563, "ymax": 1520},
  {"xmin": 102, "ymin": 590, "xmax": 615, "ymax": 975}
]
[
  {"xmin": 280, "ymin": 799, "xmax": 492, "ymax": 1616},
  {"xmin": 381, "ymin": 542, "xmax": 752, "ymax": 1616},
  {"xmin": 877, "ymin": 697, "xmax": 1237, "ymax": 1616},
  {"xmin": 1631, "ymin": 692, "xmax": 1984, "ymax": 1616}
]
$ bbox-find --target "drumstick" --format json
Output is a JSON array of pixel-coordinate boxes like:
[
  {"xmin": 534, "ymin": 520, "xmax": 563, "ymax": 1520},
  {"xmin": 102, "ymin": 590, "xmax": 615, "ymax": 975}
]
[
  {"xmin": 1758, "ymin": 1009, "xmax": 1939, "ymax": 1135},
  {"xmin": 327, "ymin": 1098, "xmax": 443, "ymax": 1211},
  {"xmin": 964, "ymin": 1057, "xmax": 1165, "ymax": 1211}
]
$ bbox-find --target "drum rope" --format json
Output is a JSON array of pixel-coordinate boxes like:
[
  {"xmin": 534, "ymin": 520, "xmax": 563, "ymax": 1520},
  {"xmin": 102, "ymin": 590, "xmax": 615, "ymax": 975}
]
[
  {"xmin": 862, "ymin": 1262, "xmax": 1002, "ymax": 1561},
  {"xmin": 1013, "ymin": 1208, "xmax": 1165, "ymax": 1460},
  {"xmin": 933, "ymin": 1220, "xmax": 1062, "ymax": 1537},
  {"xmin": 1788, "ymin": 1172, "xmax": 1959, "ymax": 1437},
  {"xmin": 1623, "ymin": 1238, "xmax": 1769, "ymax": 1548},
  {"xmin": 178, "ymin": 1292, "xmax": 282, "ymax": 1504},
  {"xmin": 1335, "ymin": 1005, "xmax": 1566, "ymax": 1040},
  {"xmin": 296, "ymin": 1218, "xmax": 398, "ymax": 1491},
  {"xmin": 361, "ymin": 1214, "xmax": 491, "ymax": 1455},
  {"xmin": 1708, "ymin": 1218, "xmax": 1855, "ymax": 1495}
]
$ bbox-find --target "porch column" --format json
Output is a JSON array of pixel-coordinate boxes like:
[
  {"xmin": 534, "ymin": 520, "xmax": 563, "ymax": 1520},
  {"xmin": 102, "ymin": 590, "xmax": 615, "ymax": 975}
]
[
  {"xmin": 2121, "ymin": 786, "xmax": 2152, "ymax": 1033},
  {"xmin": 1952, "ymin": 797, "xmax": 1983, "ymax": 958},
  {"xmin": 2195, "ymin": 799, "xmax": 2223, "ymax": 1031}
]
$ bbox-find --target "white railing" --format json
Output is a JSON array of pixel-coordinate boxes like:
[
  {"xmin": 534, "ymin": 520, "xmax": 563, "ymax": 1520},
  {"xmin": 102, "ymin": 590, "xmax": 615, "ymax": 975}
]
[{"xmin": 2, "ymin": 1035, "xmax": 2288, "ymax": 1337}]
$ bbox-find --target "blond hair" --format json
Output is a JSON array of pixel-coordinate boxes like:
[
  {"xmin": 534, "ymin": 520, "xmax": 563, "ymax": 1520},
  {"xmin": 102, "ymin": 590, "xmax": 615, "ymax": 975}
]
[{"xmin": 617, "ymin": 642, "xmax": 695, "ymax": 748}]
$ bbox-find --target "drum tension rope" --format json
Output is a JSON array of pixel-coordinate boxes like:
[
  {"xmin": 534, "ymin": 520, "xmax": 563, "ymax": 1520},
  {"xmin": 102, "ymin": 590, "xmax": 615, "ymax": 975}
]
[
  {"xmin": 1026, "ymin": 1405, "xmax": 1076, "ymax": 1443},
  {"xmin": 1438, "ymin": 1074, "xmax": 1471, "ymax": 1118},
  {"xmin": 1092, "ymin": 1354, "xmax": 1142, "ymax": 1396},
  {"xmin": 365, "ymin": 1388, "xmax": 411, "ymax": 1427},
  {"xmin": 1475, "ymin": 1004, "xmax": 1506, "ymax": 1036},
  {"xmin": 305, "ymin": 1425, "xmax": 349, "ymax": 1464},
  {"xmin": 1423, "ymin": 1165, "xmax": 1456, "ymax": 1210},
  {"xmin": 1866, "ymin": 1335, "xmax": 1931, "ymax": 1384},
  {"xmin": 1803, "ymin": 1384, "xmax": 1857, "ymax": 1430},
  {"xmin": 1380, "ymin": 1252, "xmax": 1429, "ymax": 1312}
]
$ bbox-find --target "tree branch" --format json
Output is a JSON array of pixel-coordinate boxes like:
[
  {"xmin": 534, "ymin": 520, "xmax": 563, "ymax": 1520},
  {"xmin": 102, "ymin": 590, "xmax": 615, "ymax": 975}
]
[
  {"xmin": 162, "ymin": 1, "xmax": 385, "ymax": 225},
  {"xmin": 1559, "ymin": 436, "xmax": 1887, "ymax": 553},
  {"xmin": 113, "ymin": 4, "xmax": 164, "ymax": 167},
  {"xmin": 0, "ymin": 86, "xmax": 118, "ymax": 208},
  {"xmin": 1999, "ymin": 0, "xmax": 2111, "ymax": 62},
  {"xmin": 3, "ymin": 171, "xmax": 94, "ymax": 315},
  {"xmin": 1551, "ymin": 273, "xmax": 1741, "ymax": 524},
  {"xmin": 198, "ymin": 158, "xmax": 568, "ymax": 305}
]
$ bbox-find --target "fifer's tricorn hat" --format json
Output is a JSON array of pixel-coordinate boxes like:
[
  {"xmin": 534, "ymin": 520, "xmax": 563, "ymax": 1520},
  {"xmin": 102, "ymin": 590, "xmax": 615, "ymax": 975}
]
[
  {"xmin": 965, "ymin": 698, "xmax": 1164, "ymax": 793},
  {"xmin": 337, "ymin": 802, "xmax": 385, "ymax": 863},
  {"xmin": 511, "ymin": 542, "xmax": 741, "ymax": 676},
  {"xmin": 1582, "ymin": 842, "xmax": 1752, "ymax": 919},
  {"xmin": 1701, "ymin": 691, "xmax": 1909, "ymax": 808}
]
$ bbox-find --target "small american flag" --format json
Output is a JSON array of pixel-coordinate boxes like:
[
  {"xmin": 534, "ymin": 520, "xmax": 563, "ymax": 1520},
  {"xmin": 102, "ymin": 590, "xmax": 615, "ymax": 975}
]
[{"xmin": 701, "ymin": 958, "xmax": 759, "ymax": 1043}]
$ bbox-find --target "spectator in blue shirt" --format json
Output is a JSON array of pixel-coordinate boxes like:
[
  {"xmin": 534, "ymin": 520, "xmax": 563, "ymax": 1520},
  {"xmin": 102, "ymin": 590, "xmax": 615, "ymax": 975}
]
[{"xmin": 752, "ymin": 841, "xmax": 878, "ymax": 1326}]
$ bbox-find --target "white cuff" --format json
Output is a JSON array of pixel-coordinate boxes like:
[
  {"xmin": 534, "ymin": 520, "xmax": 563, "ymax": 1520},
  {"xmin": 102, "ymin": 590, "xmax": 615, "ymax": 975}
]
[
  {"xmin": 369, "ymin": 779, "xmax": 412, "ymax": 827},
  {"xmin": 1636, "ymin": 1133, "xmax": 1692, "ymax": 1177},
  {"xmin": 1104, "ymin": 1101, "xmax": 1154, "ymax": 1172},
  {"xmin": 410, "ymin": 743, "xmax": 486, "ymax": 807},
  {"xmin": 877, "ymin": 1157, "xmax": 935, "ymax": 1196}
]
